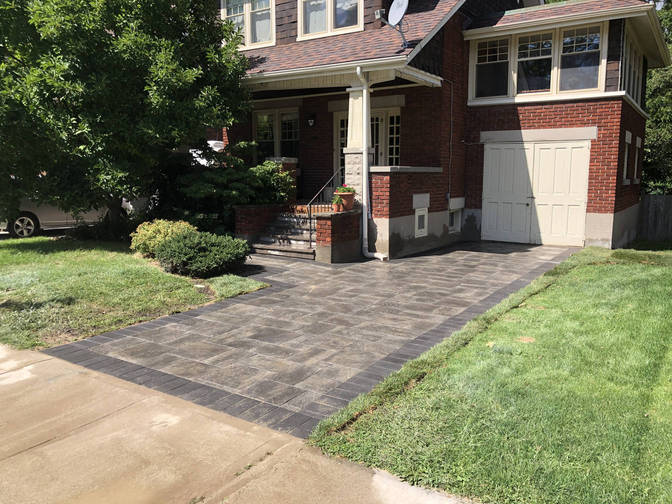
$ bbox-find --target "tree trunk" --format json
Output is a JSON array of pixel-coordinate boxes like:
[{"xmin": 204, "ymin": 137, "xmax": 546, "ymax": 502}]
[{"xmin": 106, "ymin": 197, "xmax": 126, "ymax": 239}]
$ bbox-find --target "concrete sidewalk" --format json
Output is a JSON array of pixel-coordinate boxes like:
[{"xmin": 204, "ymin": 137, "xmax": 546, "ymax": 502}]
[{"xmin": 0, "ymin": 345, "xmax": 465, "ymax": 504}]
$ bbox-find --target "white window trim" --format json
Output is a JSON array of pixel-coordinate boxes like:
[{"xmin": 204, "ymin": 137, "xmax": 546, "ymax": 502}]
[
  {"xmin": 469, "ymin": 22, "xmax": 609, "ymax": 103},
  {"xmin": 221, "ymin": 0, "xmax": 276, "ymax": 50},
  {"xmin": 253, "ymin": 108, "xmax": 299, "ymax": 161},
  {"xmin": 633, "ymin": 136, "xmax": 642, "ymax": 184},
  {"xmin": 297, "ymin": 0, "xmax": 364, "ymax": 42},
  {"xmin": 449, "ymin": 209, "xmax": 462, "ymax": 233},
  {"xmin": 415, "ymin": 208, "xmax": 428, "ymax": 238},
  {"xmin": 623, "ymin": 130, "xmax": 632, "ymax": 185},
  {"xmin": 622, "ymin": 22, "xmax": 645, "ymax": 107}
]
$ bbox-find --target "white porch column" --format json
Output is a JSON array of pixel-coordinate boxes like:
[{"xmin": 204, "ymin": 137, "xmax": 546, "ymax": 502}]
[{"xmin": 343, "ymin": 83, "xmax": 372, "ymax": 200}]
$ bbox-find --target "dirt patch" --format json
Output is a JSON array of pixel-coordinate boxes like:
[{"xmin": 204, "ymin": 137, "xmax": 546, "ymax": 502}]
[{"xmin": 517, "ymin": 337, "xmax": 536, "ymax": 344}]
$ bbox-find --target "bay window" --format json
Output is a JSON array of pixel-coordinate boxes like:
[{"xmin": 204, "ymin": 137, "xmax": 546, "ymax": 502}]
[
  {"xmin": 560, "ymin": 26, "xmax": 601, "ymax": 91},
  {"xmin": 223, "ymin": 0, "xmax": 274, "ymax": 48},
  {"xmin": 622, "ymin": 31, "xmax": 644, "ymax": 105},
  {"xmin": 299, "ymin": 0, "xmax": 362, "ymax": 39}
]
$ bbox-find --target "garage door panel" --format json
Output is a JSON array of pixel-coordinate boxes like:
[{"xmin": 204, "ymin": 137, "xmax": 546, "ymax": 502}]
[{"xmin": 483, "ymin": 140, "xmax": 589, "ymax": 246}]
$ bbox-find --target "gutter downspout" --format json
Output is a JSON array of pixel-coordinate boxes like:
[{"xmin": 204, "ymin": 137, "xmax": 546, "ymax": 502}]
[{"xmin": 356, "ymin": 66, "xmax": 388, "ymax": 261}]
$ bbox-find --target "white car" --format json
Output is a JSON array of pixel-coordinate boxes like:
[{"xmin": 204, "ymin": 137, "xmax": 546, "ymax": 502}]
[{"xmin": 1, "ymin": 199, "xmax": 142, "ymax": 238}]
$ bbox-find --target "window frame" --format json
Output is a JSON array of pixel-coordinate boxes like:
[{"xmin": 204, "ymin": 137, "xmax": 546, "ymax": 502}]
[
  {"xmin": 622, "ymin": 130, "xmax": 632, "ymax": 185},
  {"xmin": 253, "ymin": 108, "xmax": 300, "ymax": 162},
  {"xmin": 622, "ymin": 23, "xmax": 645, "ymax": 106},
  {"xmin": 475, "ymin": 37, "xmax": 512, "ymax": 98},
  {"xmin": 414, "ymin": 208, "xmax": 428, "ymax": 238},
  {"xmin": 297, "ymin": 0, "xmax": 364, "ymax": 41},
  {"xmin": 469, "ymin": 22, "xmax": 609, "ymax": 103},
  {"xmin": 221, "ymin": 0, "xmax": 276, "ymax": 50},
  {"xmin": 633, "ymin": 136, "xmax": 642, "ymax": 184}
]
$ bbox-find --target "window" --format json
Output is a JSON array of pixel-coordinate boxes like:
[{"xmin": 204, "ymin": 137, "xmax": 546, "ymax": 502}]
[
  {"xmin": 254, "ymin": 110, "xmax": 299, "ymax": 160},
  {"xmin": 223, "ymin": 0, "xmax": 274, "ymax": 47},
  {"xmin": 369, "ymin": 109, "xmax": 401, "ymax": 166},
  {"xmin": 622, "ymin": 31, "xmax": 644, "ymax": 105},
  {"xmin": 476, "ymin": 39, "xmax": 509, "ymax": 97},
  {"xmin": 387, "ymin": 114, "xmax": 401, "ymax": 165},
  {"xmin": 449, "ymin": 210, "xmax": 461, "ymax": 233},
  {"xmin": 300, "ymin": 0, "xmax": 361, "ymax": 38},
  {"xmin": 415, "ymin": 208, "xmax": 428, "ymax": 238},
  {"xmin": 517, "ymin": 33, "xmax": 553, "ymax": 93},
  {"xmin": 560, "ymin": 26, "xmax": 601, "ymax": 91},
  {"xmin": 633, "ymin": 137, "xmax": 642, "ymax": 183},
  {"xmin": 623, "ymin": 131, "xmax": 632, "ymax": 185}
]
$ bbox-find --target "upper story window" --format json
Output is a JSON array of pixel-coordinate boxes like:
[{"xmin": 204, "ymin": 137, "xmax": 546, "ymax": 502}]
[
  {"xmin": 560, "ymin": 26, "xmax": 601, "ymax": 91},
  {"xmin": 470, "ymin": 23, "xmax": 607, "ymax": 103},
  {"xmin": 517, "ymin": 32, "xmax": 553, "ymax": 93},
  {"xmin": 299, "ymin": 0, "xmax": 362, "ymax": 40},
  {"xmin": 476, "ymin": 39, "xmax": 509, "ymax": 97},
  {"xmin": 223, "ymin": 0, "xmax": 274, "ymax": 48},
  {"xmin": 622, "ymin": 29, "xmax": 644, "ymax": 106}
]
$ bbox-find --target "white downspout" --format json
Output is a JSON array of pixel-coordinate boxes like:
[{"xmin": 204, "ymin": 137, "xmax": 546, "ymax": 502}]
[{"xmin": 356, "ymin": 66, "xmax": 388, "ymax": 261}]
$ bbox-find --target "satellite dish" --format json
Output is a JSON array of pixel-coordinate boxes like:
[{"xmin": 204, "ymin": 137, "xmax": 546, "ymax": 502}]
[{"xmin": 388, "ymin": 0, "xmax": 408, "ymax": 27}]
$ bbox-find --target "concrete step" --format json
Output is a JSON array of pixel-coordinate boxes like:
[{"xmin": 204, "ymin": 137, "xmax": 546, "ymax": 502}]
[
  {"xmin": 264, "ymin": 226, "xmax": 312, "ymax": 239},
  {"xmin": 257, "ymin": 234, "xmax": 311, "ymax": 247},
  {"xmin": 251, "ymin": 243, "xmax": 316, "ymax": 260}
]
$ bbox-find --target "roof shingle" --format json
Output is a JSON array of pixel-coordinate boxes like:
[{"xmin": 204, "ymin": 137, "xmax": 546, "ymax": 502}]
[
  {"xmin": 468, "ymin": 0, "xmax": 649, "ymax": 30},
  {"xmin": 244, "ymin": 0, "xmax": 461, "ymax": 75}
]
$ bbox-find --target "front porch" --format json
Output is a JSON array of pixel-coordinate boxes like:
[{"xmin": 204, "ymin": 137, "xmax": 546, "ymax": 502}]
[{"xmin": 228, "ymin": 64, "xmax": 464, "ymax": 262}]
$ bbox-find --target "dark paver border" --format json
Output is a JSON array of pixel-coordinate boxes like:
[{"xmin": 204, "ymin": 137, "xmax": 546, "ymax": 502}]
[{"xmin": 42, "ymin": 246, "xmax": 574, "ymax": 438}]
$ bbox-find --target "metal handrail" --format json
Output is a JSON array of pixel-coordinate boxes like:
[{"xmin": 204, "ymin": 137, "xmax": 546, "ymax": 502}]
[{"xmin": 307, "ymin": 167, "xmax": 344, "ymax": 248}]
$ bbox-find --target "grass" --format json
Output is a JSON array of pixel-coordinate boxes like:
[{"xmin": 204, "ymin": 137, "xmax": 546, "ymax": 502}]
[
  {"xmin": 0, "ymin": 236, "xmax": 266, "ymax": 349},
  {"xmin": 311, "ymin": 245, "xmax": 672, "ymax": 504}
]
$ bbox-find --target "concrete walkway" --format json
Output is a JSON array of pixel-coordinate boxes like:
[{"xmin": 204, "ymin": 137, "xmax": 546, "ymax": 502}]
[
  {"xmin": 43, "ymin": 243, "xmax": 574, "ymax": 437},
  {"xmin": 0, "ymin": 345, "xmax": 469, "ymax": 504}
]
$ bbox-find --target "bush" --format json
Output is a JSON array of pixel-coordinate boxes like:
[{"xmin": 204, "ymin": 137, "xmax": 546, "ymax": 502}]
[
  {"xmin": 248, "ymin": 161, "xmax": 296, "ymax": 204},
  {"xmin": 155, "ymin": 229, "xmax": 250, "ymax": 278},
  {"xmin": 130, "ymin": 219, "xmax": 198, "ymax": 257}
]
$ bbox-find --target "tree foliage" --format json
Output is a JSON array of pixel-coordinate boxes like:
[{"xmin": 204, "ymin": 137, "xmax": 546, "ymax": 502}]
[
  {"xmin": 0, "ymin": 0, "xmax": 249, "ymax": 218},
  {"xmin": 644, "ymin": 0, "xmax": 672, "ymax": 194}
]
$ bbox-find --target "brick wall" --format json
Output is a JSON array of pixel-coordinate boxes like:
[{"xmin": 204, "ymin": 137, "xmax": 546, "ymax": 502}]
[
  {"xmin": 234, "ymin": 204, "xmax": 286, "ymax": 240},
  {"xmin": 315, "ymin": 210, "xmax": 360, "ymax": 245},
  {"xmin": 616, "ymin": 99, "xmax": 646, "ymax": 212},
  {"xmin": 465, "ymin": 98, "xmax": 627, "ymax": 214}
]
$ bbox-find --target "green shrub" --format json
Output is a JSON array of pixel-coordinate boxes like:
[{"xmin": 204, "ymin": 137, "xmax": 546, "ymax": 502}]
[
  {"xmin": 155, "ymin": 230, "xmax": 250, "ymax": 278},
  {"xmin": 130, "ymin": 219, "xmax": 197, "ymax": 257},
  {"xmin": 248, "ymin": 161, "xmax": 296, "ymax": 204}
]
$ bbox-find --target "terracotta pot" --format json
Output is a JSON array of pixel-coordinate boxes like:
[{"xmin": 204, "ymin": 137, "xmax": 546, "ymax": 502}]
[
  {"xmin": 336, "ymin": 191, "xmax": 355, "ymax": 210},
  {"xmin": 332, "ymin": 203, "xmax": 343, "ymax": 213}
]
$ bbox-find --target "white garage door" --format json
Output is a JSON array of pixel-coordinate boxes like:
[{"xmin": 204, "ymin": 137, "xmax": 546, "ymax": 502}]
[{"xmin": 482, "ymin": 141, "xmax": 590, "ymax": 246}]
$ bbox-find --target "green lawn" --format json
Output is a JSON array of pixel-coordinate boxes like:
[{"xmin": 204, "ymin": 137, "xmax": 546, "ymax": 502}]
[
  {"xmin": 0, "ymin": 236, "xmax": 266, "ymax": 349},
  {"xmin": 312, "ymin": 246, "xmax": 672, "ymax": 504}
]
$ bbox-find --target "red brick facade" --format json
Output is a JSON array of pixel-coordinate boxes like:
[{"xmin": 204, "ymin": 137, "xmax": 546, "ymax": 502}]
[
  {"xmin": 315, "ymin": 210, "xmax": 360, "ymax": 246},
  {"xmin": 616, "ymin": 100, "xmax": 646, "ymax": 212},
  {"xmin": 234, "ymin": 204, "xmax": 286, "ymax": 240},
  {"xmin": 465, "ymin": 98, "xmax": 639, "ymax": 214}
]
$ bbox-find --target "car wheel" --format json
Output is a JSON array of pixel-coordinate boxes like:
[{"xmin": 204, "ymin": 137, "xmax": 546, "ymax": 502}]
[{"xmin": 10, "ymin": 213, "xmax": 39, "ymax": 238}]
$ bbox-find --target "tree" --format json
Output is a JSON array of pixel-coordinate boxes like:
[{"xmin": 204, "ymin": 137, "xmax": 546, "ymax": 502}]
[
  {"xmin": 0, "ymin": 0, "xmax": 249, "ymax": 226},
  {"xmin": 644, "ymin": 0, "xmax": 672, "ymax": 194}
]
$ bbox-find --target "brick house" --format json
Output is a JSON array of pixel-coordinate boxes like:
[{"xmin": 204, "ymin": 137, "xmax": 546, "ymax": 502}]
[{"xmin": 222, "ymin": 0, "xmax": 670, "ymax": 262}]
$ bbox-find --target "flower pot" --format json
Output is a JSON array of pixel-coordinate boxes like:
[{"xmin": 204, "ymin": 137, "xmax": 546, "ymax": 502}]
[
  {"xmin": 336, "ymin": 191, "xmax": 355, "ymax": 211},
  {"xmin": 332, "ymin": 203, "xmax": 343, "ymax": 213}
]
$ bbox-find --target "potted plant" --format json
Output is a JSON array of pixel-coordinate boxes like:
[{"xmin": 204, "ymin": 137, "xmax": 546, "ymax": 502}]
[
  {"xmin": 334, "ymin": 184, "xmax": 356, "ymax": 211},
  {"xmin": 331, "ymin": 195, "xmax": 344, "ymax": 213}
]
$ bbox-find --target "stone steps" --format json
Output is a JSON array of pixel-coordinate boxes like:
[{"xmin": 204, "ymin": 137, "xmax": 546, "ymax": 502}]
[{"xmin": 251, "ymin": 243, "xmax": 316, "ymax": 260}]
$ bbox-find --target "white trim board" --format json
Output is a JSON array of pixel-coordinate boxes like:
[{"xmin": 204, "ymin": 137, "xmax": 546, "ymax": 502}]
[{"xmin": 480, "ymin": 127, "xmax": 598, "ymax": 144}]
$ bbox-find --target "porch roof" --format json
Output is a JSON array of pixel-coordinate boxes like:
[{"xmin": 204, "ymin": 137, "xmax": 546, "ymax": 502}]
[{"xmin": 244, "ymin": 0, "xmax": 462, "ymax": 77}]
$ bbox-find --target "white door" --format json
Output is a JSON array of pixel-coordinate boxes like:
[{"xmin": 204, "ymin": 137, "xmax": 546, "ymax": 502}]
[
  {"xmin": 531, "ymin": 142, "xmax": 590, "ymax": 246},
  {"xmin": 482, "ymin": 143, "xmax": 534, "ymax": 243},
  {"xmin": 482, "ymin": 140, "xmax": 590, "ymax": 246}
]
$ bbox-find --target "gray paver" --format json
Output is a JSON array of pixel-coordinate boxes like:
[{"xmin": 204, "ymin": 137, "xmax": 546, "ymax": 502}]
[{"xmin": 46, "ymin": 242, "xmax": 573, "ymax": 437}]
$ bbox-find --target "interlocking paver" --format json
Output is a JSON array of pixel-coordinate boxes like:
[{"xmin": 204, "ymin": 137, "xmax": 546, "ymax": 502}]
[{"xmin": 44, "ymin": 242, "xmax": 574, "ymax": 437}]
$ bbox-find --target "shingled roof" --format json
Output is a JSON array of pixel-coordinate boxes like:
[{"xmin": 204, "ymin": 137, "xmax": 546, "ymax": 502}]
[
  {"xmin": 244, "ymin": 0, "xmax": 462, "ymax": 75},
  {"xmin": 468, "ymin": 0, "xmax": 649, "ymax": 30}
]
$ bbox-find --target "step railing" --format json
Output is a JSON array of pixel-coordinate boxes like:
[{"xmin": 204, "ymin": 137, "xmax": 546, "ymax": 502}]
[{"xmin": 307, "ymin": 168, "xmax": 344, "ymax": 248}]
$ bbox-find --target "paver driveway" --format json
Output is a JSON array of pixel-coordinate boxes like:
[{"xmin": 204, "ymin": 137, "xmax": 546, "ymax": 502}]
[{"xmin": 45, "ymin": 242, "xmax": 574, "ymax": 438}]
